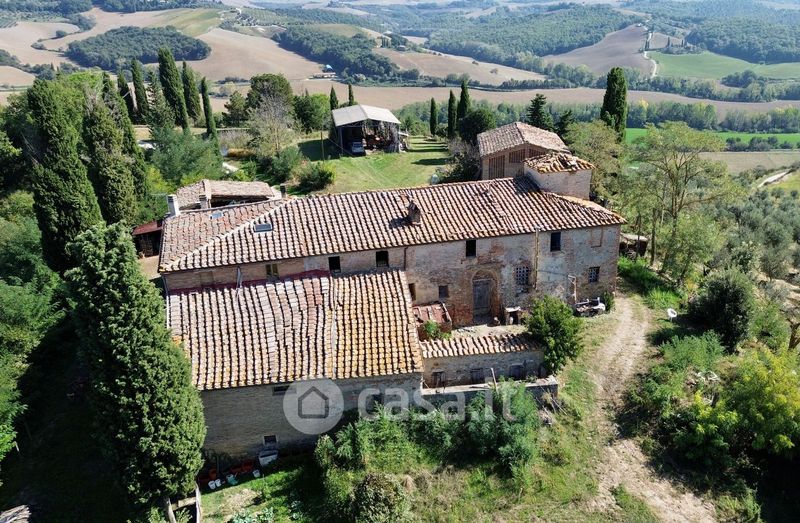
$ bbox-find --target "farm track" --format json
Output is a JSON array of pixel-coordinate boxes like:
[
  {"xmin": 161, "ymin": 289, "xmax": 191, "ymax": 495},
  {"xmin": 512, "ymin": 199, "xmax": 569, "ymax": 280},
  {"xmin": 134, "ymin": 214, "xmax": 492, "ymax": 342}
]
[{"xmin": 587, "ymin": 294, "xmax": 717, "ymax": 522}]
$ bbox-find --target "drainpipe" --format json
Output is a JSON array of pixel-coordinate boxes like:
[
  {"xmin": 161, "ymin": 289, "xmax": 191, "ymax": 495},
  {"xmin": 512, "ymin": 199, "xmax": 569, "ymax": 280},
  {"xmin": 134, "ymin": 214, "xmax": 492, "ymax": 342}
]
[{"xmin": 533, "ymin": 228, "xmax": 540, "ymax": 290}]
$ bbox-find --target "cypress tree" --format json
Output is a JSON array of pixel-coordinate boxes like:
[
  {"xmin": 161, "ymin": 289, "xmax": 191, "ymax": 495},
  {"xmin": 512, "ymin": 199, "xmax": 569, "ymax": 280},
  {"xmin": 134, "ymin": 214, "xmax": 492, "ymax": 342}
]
[
  {"xmin": 329, "ymin": 85, "xmax": 339, "ymax": 111},
  {"xmin": 525, "ymin": 93, "xmax": 554, "ymax": 131},
  {"xmin": 601, "ymin": 67, "xmax": 628, "ymax": 141},
  {"xmin": 116, "ymin": 68, "xmax": 135, "ymax": 122},
  {"xmin": 67, "ymin": 223, "xmax": 206, "ymax": 507},
  {"xmin": 83, "ymin": 95, "xmax": 137, "ymax": 225},
  {"xmin": 200, "ymin": 77, "xmax": 217, "ymax": 142},
  {"xmin": 457, "ymin": 79, "xmax": 470, "ymax": 121},
  {"xmin": 447, "ymin": 90, "xmax": 457, "ymax": 140},
  {"xmin": 182, "ymin": 61, "xmax": 202, "ymax": 123},
  {"xmin": 26, "ymin": 79, "xmax": 102, "ymax": 272},
  {"xmin": 555, "ymin": 109, "xmax": 576, "ymax": 138},
  {"xmin": 347, "ymin": 82, "xmax": 355, "ymax": 106},
  {"xmin": 147, "ymin": 71, "xmax": 175, "ymax": 132},
  {"xmin": 130, "ymin": 59, "xmax": 148, "ymax": 123},
  {"xmin": 102, "ymin": 74, "xmax": 148, "ymax": 200},
  {"xmin": 429, "ymin": 97, "xmax": 437, "ymax": 136},
  {"xmin": 157, "ymin": 48, "xmax": 189, "ymax": 130}
]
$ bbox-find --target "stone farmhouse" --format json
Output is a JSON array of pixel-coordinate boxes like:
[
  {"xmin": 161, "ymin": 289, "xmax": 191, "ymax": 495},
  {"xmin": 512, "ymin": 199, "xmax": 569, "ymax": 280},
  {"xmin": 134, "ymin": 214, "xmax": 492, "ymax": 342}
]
[
  {"xmin": 159, "ymin": 164, "xmax": 624, "ymax": 455},
  {"xmin": 477, "ymin": 122, "xmax": 569, "ymax": 180}
]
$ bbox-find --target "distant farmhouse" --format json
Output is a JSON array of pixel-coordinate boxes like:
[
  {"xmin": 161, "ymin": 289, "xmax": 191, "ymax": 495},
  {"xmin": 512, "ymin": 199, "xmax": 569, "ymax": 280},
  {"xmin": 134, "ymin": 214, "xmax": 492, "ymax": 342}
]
[
  {"xmin": 158, "ymin": 157, "xmax": 624, "ymax": 454},
  {"xmin": 477, "ymin": 122, "xmax": 569, "ymax": 179}
]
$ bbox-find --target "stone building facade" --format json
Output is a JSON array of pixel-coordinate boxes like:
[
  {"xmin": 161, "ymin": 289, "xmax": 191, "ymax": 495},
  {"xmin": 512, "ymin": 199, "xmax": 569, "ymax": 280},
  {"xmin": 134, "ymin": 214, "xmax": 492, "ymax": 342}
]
[{"xmin": 477, "ymin": 122, "xmax": 569, "ymax": 180}]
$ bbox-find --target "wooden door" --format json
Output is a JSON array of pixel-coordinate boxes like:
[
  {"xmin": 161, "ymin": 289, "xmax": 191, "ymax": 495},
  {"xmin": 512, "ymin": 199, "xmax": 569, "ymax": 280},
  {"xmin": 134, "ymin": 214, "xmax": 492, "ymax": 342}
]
[{"xmin": 473, "ymin": 279, "xmax": 491, "ymax": 316}]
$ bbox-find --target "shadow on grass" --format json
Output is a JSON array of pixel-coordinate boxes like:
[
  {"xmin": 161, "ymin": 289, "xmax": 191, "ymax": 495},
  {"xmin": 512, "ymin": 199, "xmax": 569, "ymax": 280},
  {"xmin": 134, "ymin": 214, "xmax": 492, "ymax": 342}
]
[
  {"xmin": 413, "ymin": 157, "xmax": 448, "ymax": 166},
  {"xmin": 0, "ymin": 319, "xmax": 130, "ymax": 522}
]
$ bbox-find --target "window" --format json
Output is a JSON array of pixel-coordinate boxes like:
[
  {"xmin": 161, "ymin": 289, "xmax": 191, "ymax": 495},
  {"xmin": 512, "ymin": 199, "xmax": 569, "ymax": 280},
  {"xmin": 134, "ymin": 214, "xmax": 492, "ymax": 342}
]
[
  {"xmin": 466, "ymin": 239, "xmax": 477, "ymax": 258},
  {"xmin": 515, "ymin": 265, "xmax": 530, "ymax": 286},
  {"xmin": 376, "ymin": 250, "xmax": 389, "ymax": 267},
  {"xmin": 408, "ymin": 283, "xmax": 416, "ymax": 300},
  {"xmin": 588, "ymin": 266, "xmax": 600, "ymax": 283},
  {"xmin": 432, "ymin": 370, "xmax": 446, "ymax": 388},
  {"xmin": 272, "ymin": 385, "xmax": 290, "ymax": 396},
  {"xmin": 509, "ymin": 364, "xmax": 524, "ymax": 380},
  {"xmin": 328, "ymin": 256, "xmax": 341, "ymax": 273},
  {"xmin": 263, "ymin": 434, "xmax": 277, "ymax": 447},
  {"xmin": 550, "ymin": 232, "xmax": 561, "ymax": 252},
  {"xmin": 266, "ymin": 263, "xmax": 279, "ymax": 278},
  {"xmin": 470, "ymin": 368, "xmax": 485, "ymax": 384},
  {"xmin": 438, "ymin": 285, "xmax": 449, "ymax": 301},
  {"xmin": 254, "ymin": 222, "xmax": 273, "ymax": 233}
]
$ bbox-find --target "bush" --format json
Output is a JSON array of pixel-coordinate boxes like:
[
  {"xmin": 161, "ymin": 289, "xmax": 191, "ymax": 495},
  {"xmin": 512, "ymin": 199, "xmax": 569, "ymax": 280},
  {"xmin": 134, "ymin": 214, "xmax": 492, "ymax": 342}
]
[
  {"xmin": 689, "ymin": 269, "xmax": 756, "ymax": 351},
  {"xmin": 526, "ymin": 295, "xmax": 582, "ymax": 374},
  {"xmin": 601, "ymin": 290, "xmax": 614, "ymax": 312},
  {"xmin": 350, "ymin": 473, "xmax": 409, "ymax": 523},
  {"xmin": 259, "ymin": 146, "xmax": 302, "ymax": 183},
  {"xmin": 295, "ymin": 162, "xmax": 335, "ymax": 192}
]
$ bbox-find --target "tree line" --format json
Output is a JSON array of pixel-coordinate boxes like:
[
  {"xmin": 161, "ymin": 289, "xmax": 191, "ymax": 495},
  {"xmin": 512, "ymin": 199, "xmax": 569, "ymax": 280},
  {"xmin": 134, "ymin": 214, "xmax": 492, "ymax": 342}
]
[{"xmin": 66, "ymin": 26, "xmax": 210, "ymax": 71}]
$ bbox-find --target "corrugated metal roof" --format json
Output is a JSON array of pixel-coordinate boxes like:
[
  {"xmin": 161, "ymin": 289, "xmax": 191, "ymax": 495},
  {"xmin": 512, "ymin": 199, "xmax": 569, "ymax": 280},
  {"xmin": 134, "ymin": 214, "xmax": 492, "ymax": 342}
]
[{"xmin": 331, "ymin": 104, "xmax": 401, "ymax": 127}]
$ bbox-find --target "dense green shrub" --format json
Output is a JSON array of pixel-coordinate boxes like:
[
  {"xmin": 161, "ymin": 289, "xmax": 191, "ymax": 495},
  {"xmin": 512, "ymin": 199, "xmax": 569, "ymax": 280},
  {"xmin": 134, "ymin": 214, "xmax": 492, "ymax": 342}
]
[
  {"xmin": 350, "ymin": 473, "xmax": 409, "ymax": 523},
  {"xmin": 689, "ymin": 269, "xmax": 756, "ymax": 351},
  {"xmin": 66, "ymin": 27, "xmax": 210, "ymax": 70},
  {"xmin": 601, "ymin": 290, "xmax": 615, "ymax": 312},
  {"xmin": 259, "ymin": 146, "xmax": 302, "ymax": 183},
  {"xmin": 295, "ymin": 162, "xmax": 335, "ymax": 192},
  {"xmin": 526, "ymin": 296, "xmax": 582, "ymax": 374}
]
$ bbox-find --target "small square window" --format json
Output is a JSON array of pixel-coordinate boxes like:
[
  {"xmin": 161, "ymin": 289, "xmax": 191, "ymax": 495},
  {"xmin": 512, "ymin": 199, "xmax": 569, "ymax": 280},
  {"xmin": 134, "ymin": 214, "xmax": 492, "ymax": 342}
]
[
  {"xmin": 550, "ymin": 232, "xmax": 561, "ymax": 252},
  {"xmin": 515, "ymin": 266, "xmax": 530, "ymax": 286},
  {"xmin": 408, "ymin": 283, "xmax": 416, "ymax": 300},
  {"xmin": 376, "ymin": 250, "xmax": 389, "ymax": 267},
  {"xmin": 466, "ymin": 239, "xmax": 477, "ymax": 258},
  {"xmin": 328, "ymin": 256, "xmax": 341, "ymax": 273},
  {"xmin": 438, "ymin": 285, "xmax": 449, "ymax": 301},
  {"xmin": 509, "ymin": 364, "xmax": 524, "ymax": 380},
  {"xmin": 266, "ymin": 263, "xmax": 279, "ymax": 278},
  {"xmin": 588, "ymin": 266, "xmax": 600, "ymax": 283},
  {"xmin": 263, "ymin": 434, "xmax": 277, "ymax": 447},
  {"xmin": 272, "ymin": 385, "xmax": 290, "ymax": 395},
  {"xmin": 432, "ymin": 370, "xmax": 446, "ymax": 387},
  {"xmin": 470, "ymin": 368, "xmax": 485, "ymax": 384}
]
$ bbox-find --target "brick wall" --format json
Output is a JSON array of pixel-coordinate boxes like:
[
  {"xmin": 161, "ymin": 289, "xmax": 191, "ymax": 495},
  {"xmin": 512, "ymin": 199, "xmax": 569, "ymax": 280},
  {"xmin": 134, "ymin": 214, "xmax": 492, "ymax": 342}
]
[
  {"xmin": 201, "ymin": 374, "xmax": 421, "ymax": 456},
  {"xmin": 422, "ymin": 349, "xmax": 544, "ymax": 387}
]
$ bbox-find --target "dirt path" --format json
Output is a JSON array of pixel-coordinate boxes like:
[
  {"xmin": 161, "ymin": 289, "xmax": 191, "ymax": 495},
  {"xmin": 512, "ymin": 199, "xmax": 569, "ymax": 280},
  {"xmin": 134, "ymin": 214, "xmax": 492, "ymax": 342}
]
[{"xmin": 589, "ymin": 294, "xmax": 717, "ymax": 522}]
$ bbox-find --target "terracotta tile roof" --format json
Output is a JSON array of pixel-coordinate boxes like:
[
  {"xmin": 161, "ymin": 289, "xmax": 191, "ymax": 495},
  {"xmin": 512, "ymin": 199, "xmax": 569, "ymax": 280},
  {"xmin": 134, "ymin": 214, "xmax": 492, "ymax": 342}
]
[
  {"xmin": 525, "ymin": 152, "xmax": 594, "ymax": 173},
  {"xmin": 166, "ymin": 270, "xmax": 422, "ymax": 390},
  {"xmin": 477, "ymin": 122, "xmax": 569, "ymax": 157},
  {"xmin": 175, "ymin": 179, "xmax": 279, "ymax": 210},
  {"xmin": 421, "ymin": 333, "xmax": 538, "ymax": 359},
  {"xmin": 159, "ymin": 177, "xmax": 624, "ymax": 273}
]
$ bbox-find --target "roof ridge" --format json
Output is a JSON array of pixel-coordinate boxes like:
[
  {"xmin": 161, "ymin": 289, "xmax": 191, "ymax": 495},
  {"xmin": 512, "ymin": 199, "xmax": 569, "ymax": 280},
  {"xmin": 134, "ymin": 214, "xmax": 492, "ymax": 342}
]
[{"xmin": 161, "ymin": 200, "xmax": 288, "ymax": 271}]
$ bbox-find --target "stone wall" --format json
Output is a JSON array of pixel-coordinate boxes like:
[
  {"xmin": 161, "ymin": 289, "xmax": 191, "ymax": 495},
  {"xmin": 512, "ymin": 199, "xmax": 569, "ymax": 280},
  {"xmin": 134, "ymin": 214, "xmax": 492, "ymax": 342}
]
[
  {"xmin": 421, "ymin": 376, "xmax": 559, "ymax": 405},
  {"xmin": 480, "ymin": 145, "xmax": 551, "ymax": 180},
  {"xmin": 524, "ymin": 167, "xmax": 592, "ymax": 200},
  {"xmin": 163, "ymin": 224, "xmax": 620, "ymax": 324},
  {"xmin": 422, "ymin": 349, "xmax": 544, "ymax": 387},
  {"xmin": 201, "ymin": 374, "xmax": 421, "ymax": 456}
]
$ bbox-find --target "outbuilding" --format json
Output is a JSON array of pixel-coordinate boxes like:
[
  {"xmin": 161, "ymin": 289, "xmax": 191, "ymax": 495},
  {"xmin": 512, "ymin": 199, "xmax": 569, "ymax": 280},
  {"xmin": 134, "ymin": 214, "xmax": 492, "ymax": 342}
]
[{"xmin": 331, "ymin": 104, "xmax": 402, "ymax": 154}]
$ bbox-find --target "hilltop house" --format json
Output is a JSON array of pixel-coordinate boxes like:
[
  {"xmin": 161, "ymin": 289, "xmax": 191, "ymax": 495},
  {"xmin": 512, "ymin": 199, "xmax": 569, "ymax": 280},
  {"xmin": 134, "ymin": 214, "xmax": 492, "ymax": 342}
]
[
  {"xmin": 477, "ymin": 122, "xmax": 569, "ymax": 180},
  {"xmin": 158, "ymin": 162, "xmax": 623, "ymax": 454}
]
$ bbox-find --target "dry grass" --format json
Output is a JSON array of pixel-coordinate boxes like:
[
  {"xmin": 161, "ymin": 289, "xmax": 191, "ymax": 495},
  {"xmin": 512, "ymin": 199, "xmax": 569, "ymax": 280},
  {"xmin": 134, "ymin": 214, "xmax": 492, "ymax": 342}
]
[
  {"xmin": 545, "ymin": 25, "xmax": 650, "ymax": 75},
  {"xmin": 187, "ymin": 28, "xmax": 323, "ymax": 82},
  {"xmin": 0, "ymin": 66, "xmax": 34, "ymax": 87},
  {"xmin": 376, "ymin": 48, "xmax": 545, "ymax": 86},
  {"xmin": 0, "ymin": 21, "xmax": 76, "ymax": 65},
  {"xmin": 701, "ymin": 151, "xmax": 800, "ymax": 174}
]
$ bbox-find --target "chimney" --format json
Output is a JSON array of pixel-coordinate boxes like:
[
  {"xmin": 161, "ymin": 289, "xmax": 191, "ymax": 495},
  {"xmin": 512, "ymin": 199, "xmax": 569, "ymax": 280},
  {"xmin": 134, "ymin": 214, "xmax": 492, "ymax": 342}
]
[
  {"xmin": 279, "ymin": 184, "xmax": 287, "ymax": 198},
  {"xmin": 167, "ymin": 194, "xmax": 180, "ymax": 217},
  {"xmin": 407, "ymin": 200, "xmax": 422, "ymax": 225},
  {"xmin": 199, "ymin": 194, "xmax": 209, "ymax": 210}
]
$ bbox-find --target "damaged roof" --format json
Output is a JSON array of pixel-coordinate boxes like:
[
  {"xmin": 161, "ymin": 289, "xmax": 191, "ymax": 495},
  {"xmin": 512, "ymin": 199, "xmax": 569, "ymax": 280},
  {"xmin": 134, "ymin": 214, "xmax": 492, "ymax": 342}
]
[
  {"xmin": 175, "ymin": 179, "xmax": 279, "ymax": 210},
  {"xmin": 421, "ymin": 333, "xmax": 538, "ymax": 359},
  {"xmin": 331, "ymin": 104, "xmax": 401, "ymax": 127},
  {"xmin": 525, "ymin": 152, "xmax": 595, "ymax": 173},
  {"xmin": 159, "ymin": 176, "xmax": 624, "ymax": 273},
  {"xmin": 167, "ymin": 270, "xmax": 422, "ymax": 390},
  {"xmin": 477, "ymin": 122, "xmax": 569, "ymax": 157}
]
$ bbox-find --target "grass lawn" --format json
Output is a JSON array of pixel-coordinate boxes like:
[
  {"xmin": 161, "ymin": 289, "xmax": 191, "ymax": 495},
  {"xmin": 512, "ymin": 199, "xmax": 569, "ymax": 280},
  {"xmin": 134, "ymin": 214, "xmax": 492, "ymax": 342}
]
[
  {"xmin": 298, "ymin": 136, "xmax": 449, "ymax": 194},
  {"xmin": 776, "ymin": 171, "xmax": 800, "ymax": 192},
  {"xmin": 650, "ymin": 51, "xmax": 800, "ymax": 80},
  {"xmin": 626, "ymin": 128, "xmax": 800, "ymax": 146}
]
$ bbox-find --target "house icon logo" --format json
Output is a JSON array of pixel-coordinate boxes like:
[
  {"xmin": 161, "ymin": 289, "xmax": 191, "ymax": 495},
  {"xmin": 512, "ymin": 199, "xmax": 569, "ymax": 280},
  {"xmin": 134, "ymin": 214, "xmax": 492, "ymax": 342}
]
[{"xmin": 283, "ymin": 379, "xmax": 344, "ymax": 434}]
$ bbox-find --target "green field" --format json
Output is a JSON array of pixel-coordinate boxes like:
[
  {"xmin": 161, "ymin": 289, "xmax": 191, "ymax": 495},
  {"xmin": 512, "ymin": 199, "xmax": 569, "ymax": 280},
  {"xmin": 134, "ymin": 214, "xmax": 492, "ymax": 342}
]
[
  {"xmin": 150, "ymin": 8, "xmax": 223, "ymax": 37},
  {"xmin": 650, "ymin": 51, "xmax": 800, "ymax": 80},
  {"xmin": 776, "ymin": 171, "xmax": 800, "ymax": 192},
  {"xmin": 299, "ymin": 136, "xmax": 449, "ymax": 194},
  {"xmin": 311, "ymin": 23, "xmax": 365, "ymax": 38},
  {"xmin": 626, "ymin": 128, "xmax": 800, "ymax": 146}
]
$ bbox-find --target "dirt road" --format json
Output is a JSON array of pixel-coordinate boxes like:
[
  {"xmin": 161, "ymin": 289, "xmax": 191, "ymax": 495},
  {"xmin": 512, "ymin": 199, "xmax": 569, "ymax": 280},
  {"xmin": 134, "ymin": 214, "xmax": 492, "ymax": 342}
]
[{"xmin": 590, "ymin": 294, "xmax": 716, "ymax": 522}]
